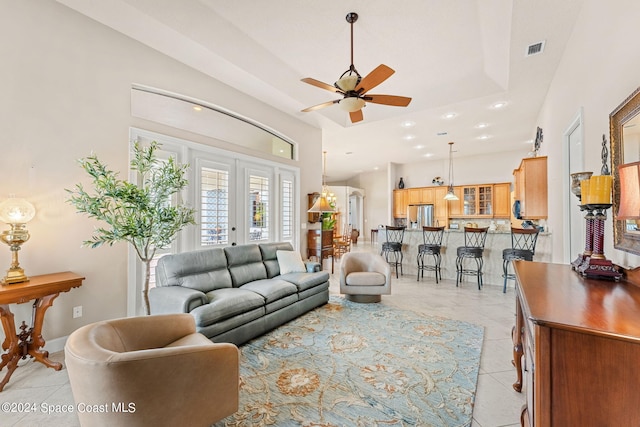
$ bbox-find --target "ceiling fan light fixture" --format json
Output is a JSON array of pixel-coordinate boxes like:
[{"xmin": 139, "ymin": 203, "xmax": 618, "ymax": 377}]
[
  {"xmin": 336, "ymin": 74, "xmax": 359, "ymax": 91},
  {"xmin": 339, "ymin": 97, "xmax": 365, "ymax": 112}
]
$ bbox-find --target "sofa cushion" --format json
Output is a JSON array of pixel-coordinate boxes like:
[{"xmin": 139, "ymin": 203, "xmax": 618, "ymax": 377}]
[
  {"xmin": 192, "ymin": 288, "xmax": 265, "ymax": 327},
  {"xmin": 259, "ymin": 242, "xmax": 294, "ymax": 278},
  {"xmin": 280, "ymin": 271, "xmax": 330, "ymax": 292},
  {"xmin": 240, "ymin": 278, "xmax": 298, "ymax": 303},
  {"xmin": 276, "ymin": 250, "xmax": 306, "ymax": 274},
  {"xmin": 224, "ymin": 245, "xmax": 267, "ymax": 287},
  {"xmin": 155, "ymin": 247, "xmax": 232, "ymax": 293}
]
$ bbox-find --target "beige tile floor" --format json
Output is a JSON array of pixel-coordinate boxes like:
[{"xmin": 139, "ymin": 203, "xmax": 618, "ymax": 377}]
[{"xmin": 1, "ymin": 243, "xmax": 525, "ymax": 426}]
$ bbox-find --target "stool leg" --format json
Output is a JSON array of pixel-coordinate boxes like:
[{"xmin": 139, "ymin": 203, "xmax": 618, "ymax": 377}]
[
  {"xmin": 417, "ymin": 252, "xmax": 422, "ymax": 281},
  {"xmin": 503, "ymin": 259, "xmax": 509, "ymax": 293},
  {"xmin": 477, "ymin": 257, "xmax": 483, "ymax": 290},
  {"xmin": 455, "ymin": 256, "xmax": 461, "ymax": 287}
]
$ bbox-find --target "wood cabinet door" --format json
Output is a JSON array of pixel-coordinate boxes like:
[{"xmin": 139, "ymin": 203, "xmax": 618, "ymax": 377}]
[
  {"xmin": 493, "ymin": 183, "xmax": 511, "ymax": 218},
  {"xmin": 447, "ymin": 187, "xmax": 464, "ymax": 216},
  {"xmin": 433, "ymin": 186, "xmax": 448, "ymax": 227},
  {"xmin": 420, "ymin": 187, "xmax": 434, "ymax": 204},
  {"xmin": 393, "ymin": 190, "xmax": 408, "ymax": 218},
  {"xmin": 408, "ymin": 188, "xmax": 422, "ymax": 204}
]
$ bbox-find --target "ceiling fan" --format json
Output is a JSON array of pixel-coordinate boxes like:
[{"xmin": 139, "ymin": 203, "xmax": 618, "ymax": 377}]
[{"xmin": 300, "ymin": 12, "xmax": 412, "ymax": 123}]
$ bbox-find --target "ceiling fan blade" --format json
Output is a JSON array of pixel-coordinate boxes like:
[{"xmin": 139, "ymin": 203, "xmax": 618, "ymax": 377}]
[
  {"xmin": 301, "ymin": 78, "xmax": 344, "ymax": 94},
  {"xmin": 349, "ymin": 109, "xmax": 363, "ymax": 123},
  {"xmin": 301, "ymin": 100, "xmax": 340, "ymax": 112},
  {"xmin": 365, "ymin": 94, "xmax": 412, "ymax": 107},
  {"xmin": 355, "ymin": 64, "xmax": 395, "ymax": 94}
]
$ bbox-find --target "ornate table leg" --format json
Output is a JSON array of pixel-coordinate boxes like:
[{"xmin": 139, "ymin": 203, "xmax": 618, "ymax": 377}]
[
  {"xmin": 512, "ymin": 295, "xmax": 524, "ymax": 392},
  {"xmin": 27, "ymin": 293, "xmax": 63, "ymax": 370},
  {"xmin": 0, "ymin": 304, "xmax": 21, "ymax": 392}
]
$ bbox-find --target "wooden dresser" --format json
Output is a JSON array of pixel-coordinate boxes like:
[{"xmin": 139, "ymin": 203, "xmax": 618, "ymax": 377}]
[{"xmin": 512, "ymin": 261, "xmax": 640, "ymax": 426}]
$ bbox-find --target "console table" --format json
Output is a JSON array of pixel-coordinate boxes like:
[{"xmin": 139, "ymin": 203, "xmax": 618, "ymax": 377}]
[
  {"xmin": 512, "ymin": 261, "xmax": 640, "ymax": 426},
  {"xmin": 0, "ymin": 271, "xmax": 84, "ymax": 391}
]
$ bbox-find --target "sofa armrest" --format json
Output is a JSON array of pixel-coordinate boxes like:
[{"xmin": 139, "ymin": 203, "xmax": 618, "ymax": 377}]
[
  {"xmin": 305, "ymin": 261, "xmax": 321, "ymax": 272},
  {"xmin": 149, "ymin": 286, "xmax": 207, "ymax": 314}
]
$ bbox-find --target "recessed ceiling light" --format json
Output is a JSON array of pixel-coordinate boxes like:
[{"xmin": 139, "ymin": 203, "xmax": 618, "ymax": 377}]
[
  {"xmin": 442, "ymin": 112, "xmax": 457, "ymax": 119},
  {"xmin": 478, "ymin": 135, "xmax": 491, "ymax": 140},
  {"xmin": 524, "ymin": 139, "xmax": 534, "ymax": 144},
  {"xmin": 423, "ymin": 153, "xmax": 434, "ymax": 157},
  {"xmin": 475, "ymin": 123, "xmax": 489, "ymax": 129},
  {"xmin": 413, "ymin": 145, "xmax": 424, "ymax": 149},
  {"xmin": 373, "ymin": 166, "xmax": 379, "ymax": 170},
  {"xmin": 491, "ymin": 101, "xmax": 507, "ymax": 109},
  {"xmin": 401, "ymin": 120, "xmax": 415, "ymax": 128},
  {"xmin": 193, "ymin": 105, "xmax": 203, "ymax": 112},
  {"xmin": 404, "ymin": 134, "xmax": 416, "ymax": 140}
]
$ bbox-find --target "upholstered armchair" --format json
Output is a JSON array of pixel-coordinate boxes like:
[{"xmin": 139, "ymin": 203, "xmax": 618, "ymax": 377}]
[
  {"xmin": 340, "ymin": 251, "xmax": 392, "ymax": 303},
  {"xmin": 65, "ymin": 313, "xmax": 239, "ymax": 427}
]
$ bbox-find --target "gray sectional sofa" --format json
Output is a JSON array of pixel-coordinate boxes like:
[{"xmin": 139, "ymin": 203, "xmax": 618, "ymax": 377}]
[{"xmin": 149, "ymin": 242, "xmax": 330, "ymax": 345}]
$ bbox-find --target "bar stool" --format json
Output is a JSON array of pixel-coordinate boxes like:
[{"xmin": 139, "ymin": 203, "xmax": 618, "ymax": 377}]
[
  {"xmin": 381, "ymin": 226, "xmax": 405, "ymax": 278},
  {"xmin": 417, "ymin": 226, "xmax": 445, "ymax": 283},
  {"xmin": 502, "ymin": 227, "xmax": 540, "ymax": 293},
  {"xmin": 455, "ymin": 227, "xmax": 489, "ymax": 289}
]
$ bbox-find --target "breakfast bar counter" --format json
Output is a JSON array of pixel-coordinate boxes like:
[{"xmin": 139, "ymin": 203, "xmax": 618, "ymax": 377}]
[{"xmin": 376, "ymin": 228, "xmax": 551, "ymax": 288}]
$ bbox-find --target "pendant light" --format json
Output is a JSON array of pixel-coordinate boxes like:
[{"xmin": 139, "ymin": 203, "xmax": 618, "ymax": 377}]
[
  {"xmin": 444, "ymin": 142, "xmax": 459, "ymax": 201},
  {"xmin": 308, "ymin": 151, "xmax": 336, "ymax": 213}
]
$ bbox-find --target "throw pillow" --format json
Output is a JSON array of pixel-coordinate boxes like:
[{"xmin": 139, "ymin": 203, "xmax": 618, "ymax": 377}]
[{"xmin": 276, "ymin": 250, "xmax": 306, "ymax": 274}]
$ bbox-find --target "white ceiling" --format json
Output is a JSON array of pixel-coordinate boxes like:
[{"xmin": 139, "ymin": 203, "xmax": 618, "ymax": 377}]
[{"xmin": 58, "ymin": 0, "xmax": 585, "ymax": 181}]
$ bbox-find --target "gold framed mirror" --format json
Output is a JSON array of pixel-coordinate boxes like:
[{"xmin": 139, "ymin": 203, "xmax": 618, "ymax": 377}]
[{"xmin": 611, "ymin": 86, "xmax": 640, "ymax": 255}]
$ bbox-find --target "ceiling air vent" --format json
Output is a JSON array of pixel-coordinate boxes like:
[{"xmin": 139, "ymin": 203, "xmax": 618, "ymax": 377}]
[{"xmin": 526, "ymin": 40, "xmax": 546, "ymax": 57}]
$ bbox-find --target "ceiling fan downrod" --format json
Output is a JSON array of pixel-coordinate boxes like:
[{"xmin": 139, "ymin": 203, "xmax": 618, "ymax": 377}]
[{"xmin": 336, "ymin": 12, "xmax": 361, "ymax": 91}]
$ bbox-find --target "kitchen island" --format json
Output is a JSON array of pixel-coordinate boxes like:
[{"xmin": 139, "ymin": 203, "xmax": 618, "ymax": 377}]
[{"xmin": 376, "ymin": 228, "xmax": 551, "ymax": 288}]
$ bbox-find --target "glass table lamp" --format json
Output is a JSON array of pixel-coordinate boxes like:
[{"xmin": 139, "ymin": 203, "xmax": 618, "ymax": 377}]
[{"xmin": 0, "ymin": 197, "xmax": 36, "ymax": 284}]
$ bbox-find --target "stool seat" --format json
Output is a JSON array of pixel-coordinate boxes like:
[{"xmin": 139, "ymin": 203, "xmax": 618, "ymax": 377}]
[
  {"xmin": 502, "ymin": 248, "xmax": 534, "ymax": 261},
  {"xmin": 457, "ymin": 247, "xmax": 483, "ymax": 257},
  {"xmin": 418, "ymin": 243, "xmax": 441, "ymax": 254}
]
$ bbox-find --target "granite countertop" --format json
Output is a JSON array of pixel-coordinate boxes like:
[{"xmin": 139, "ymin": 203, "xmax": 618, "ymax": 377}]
[{"xmin": 399, "ymin": 228, "xmax": 550, "ymax": 235}]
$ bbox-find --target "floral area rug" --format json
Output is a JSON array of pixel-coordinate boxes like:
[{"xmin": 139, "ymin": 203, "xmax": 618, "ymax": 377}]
[{"xmin": 214, "ymin": 296, "xmax": 484, "ymax": 427}]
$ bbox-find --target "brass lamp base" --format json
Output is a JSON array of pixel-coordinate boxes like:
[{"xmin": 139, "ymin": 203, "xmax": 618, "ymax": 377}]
[{"xmin": 1, "ymin": 267, "xmax": 29, "ymax": 285}]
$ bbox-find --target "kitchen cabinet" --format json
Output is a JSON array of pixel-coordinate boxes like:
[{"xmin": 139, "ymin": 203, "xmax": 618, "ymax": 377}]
[
  {"xmin": 513, "ymin": 156, "xmax": 547, "ymax": 219},
  {"xmin": 407, "ymin": 187, "xmax": 434, "ymax": 205},
  {"xmin": 433, "ymin": 186, "xmax": 448, "ymax": 227},
  {"xmin": 493, "ymin": 183, "xmax": 511, "ymax": 218},
  {"xmin": 513, "ymin": 261, "xmax": 640, "ymax": 427},
  {"xmin": 446, "ymin": 187, "xmax": 464, "ymax": 217},
  {"xmin": 420, "ymin": 187, "xmax": 434, "ymax": 204},
  {"xmin": 450, "ymin": 185, "xmax": 492, "ymax": 217},
  {"xmin": 393, "ymin": 189, "xmax": 408, "ymax": 218}
]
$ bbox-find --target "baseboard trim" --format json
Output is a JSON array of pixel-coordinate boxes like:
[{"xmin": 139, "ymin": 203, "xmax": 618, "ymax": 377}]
[{"xmin": 44, "ymin": 335, "xmax": 68, "ymax": 355}]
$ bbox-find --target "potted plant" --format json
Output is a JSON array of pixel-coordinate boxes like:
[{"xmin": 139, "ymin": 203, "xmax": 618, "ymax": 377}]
[{"xmin": 67, "ymin": 141, "xmax": 195, "ymax": 315}]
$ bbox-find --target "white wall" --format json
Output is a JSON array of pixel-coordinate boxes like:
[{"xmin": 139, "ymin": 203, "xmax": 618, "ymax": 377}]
[
  {"xmin": 0, "ymin": 0, "xmax": 321, "ymax": 345},
  {"xmin": 537, "ymin": 0, "xmax": 640, "ymax": 268}
]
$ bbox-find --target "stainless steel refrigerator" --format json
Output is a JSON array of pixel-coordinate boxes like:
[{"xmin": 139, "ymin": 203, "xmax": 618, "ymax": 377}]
[{"xmin": 407, "ymin": 204, "xmax": 434, "ymax": 229}]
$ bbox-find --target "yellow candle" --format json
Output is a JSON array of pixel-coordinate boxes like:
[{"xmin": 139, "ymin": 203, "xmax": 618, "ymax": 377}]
[
  {"xmin": 581, "ymin": 179, "xmax": 591, "ymax": 204},
  {"xmin": 601, "ymin": 175, "xmax": 612, "ymax": 204}
]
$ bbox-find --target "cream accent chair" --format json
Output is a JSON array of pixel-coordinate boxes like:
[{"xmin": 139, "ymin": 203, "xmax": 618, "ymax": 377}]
[
  {"xmin": 340, "ymin": 251, "xmax": 392, "ymax": 303},
  {"xmin": 65, "ymin": 313, "xmax": 239, "ymax": 427}
]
